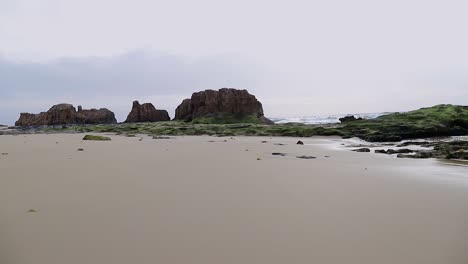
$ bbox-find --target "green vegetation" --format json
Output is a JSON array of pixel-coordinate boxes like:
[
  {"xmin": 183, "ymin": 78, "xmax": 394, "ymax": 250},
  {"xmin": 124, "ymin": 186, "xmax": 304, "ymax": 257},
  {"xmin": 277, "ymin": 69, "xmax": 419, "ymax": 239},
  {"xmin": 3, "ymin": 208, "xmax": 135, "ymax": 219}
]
[
  {"xmin": 341, "ymin": 104, "xmax": 468, "ymax": 141},
  {"xmin": 63, "ymin": 121, "xmax": 343, "ymax": 138},
  {"xmin": 192, "ymin": 114, "xmax": 264, "ymax": 124},
  {"xmin": 40, "ymin": 105, "xmax": 468, "ymax": 143},
  {"xmin": 82, "ymin": 134, "xmax": 111, "ymax": 141}
]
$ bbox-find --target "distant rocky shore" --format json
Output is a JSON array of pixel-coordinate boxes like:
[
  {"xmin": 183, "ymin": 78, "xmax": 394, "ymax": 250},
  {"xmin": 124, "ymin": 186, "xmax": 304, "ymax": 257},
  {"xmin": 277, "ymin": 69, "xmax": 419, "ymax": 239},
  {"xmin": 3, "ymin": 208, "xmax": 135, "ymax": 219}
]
[
  {"xmin": 15, "ymin": 104, "xmax": 117, "ymax": 126},
  {"xmin": 14, "ymin": 88, "xmax": 273, "ymax": 126},
  {"xmin": 4, "ymin": 89, "xmax": 468, "ymax": 160}
]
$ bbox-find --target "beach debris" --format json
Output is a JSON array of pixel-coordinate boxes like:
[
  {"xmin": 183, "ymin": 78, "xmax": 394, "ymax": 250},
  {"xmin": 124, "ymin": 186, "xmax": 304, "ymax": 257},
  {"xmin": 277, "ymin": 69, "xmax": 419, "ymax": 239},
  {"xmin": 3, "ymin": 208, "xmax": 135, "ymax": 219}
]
[
  {"xmin": 296, "ymin": 155, "xmax": 316, "ymax": 159},
  {"xmin": 272, "ymin": 152, "xmax": 286, "ymax": 156},
  {"xmin": 77, "ymin": 148, "xmax": 84, "ymax": 151},
  {"xmin": 27, "ymin": 209, "xmax": 39, "ymax": 213},
  {"xmin": 297, "ymin": 141, "xmax": 304, "ymax": 145},
  {"xmin": 153, "ymin": 136, "xmax": 171, "ymax": 139},
  {"xmin": 352, "ymin": 148, "xmax": 370, "ymax": 152}
]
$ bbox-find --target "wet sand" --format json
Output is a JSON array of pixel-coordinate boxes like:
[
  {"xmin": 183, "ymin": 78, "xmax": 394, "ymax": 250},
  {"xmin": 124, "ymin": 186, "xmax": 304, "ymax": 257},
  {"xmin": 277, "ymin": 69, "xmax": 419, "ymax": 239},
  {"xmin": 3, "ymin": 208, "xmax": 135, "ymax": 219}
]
[{"xmin": 1, "ymin": 134, "xmax": 468, "ymax": 264}]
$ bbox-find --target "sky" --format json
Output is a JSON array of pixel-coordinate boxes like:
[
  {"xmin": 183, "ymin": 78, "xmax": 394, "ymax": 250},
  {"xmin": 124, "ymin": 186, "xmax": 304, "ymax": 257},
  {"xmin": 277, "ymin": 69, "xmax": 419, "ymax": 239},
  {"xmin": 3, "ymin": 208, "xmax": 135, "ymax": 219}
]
[{"xmin": 1, "ymin": 0, "xmax": 468, "ymax": 124}]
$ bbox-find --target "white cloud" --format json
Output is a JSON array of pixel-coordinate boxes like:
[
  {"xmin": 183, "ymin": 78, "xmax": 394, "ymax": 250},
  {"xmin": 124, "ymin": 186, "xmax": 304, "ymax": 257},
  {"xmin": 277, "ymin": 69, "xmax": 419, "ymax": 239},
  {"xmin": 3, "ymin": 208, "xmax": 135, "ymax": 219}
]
[{"xmin": 1, "ymin": 0, "xmax": 468, "ymax": 124}]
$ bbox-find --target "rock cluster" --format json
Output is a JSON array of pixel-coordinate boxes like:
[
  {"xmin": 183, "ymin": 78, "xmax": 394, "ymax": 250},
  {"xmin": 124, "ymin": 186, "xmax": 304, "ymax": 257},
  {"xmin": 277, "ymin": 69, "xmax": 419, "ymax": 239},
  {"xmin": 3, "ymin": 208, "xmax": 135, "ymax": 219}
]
[
  {"xmin": 125, "ymin": 101, "xmax": 170, "ymax": 123},
  {"xmin": 15, "ymin": 104, "xmax": 116, "ymax": 126},
  {"xmin": 339, "ymin": 115, "xmax": 363, "ymax": 123},
  {"xmin": 375, "ymin": 148, "xmax": 414, "ymax": 154},
  {"xmin": 175, "ymin": 88, "xmax": 273, "ymax": 124}
]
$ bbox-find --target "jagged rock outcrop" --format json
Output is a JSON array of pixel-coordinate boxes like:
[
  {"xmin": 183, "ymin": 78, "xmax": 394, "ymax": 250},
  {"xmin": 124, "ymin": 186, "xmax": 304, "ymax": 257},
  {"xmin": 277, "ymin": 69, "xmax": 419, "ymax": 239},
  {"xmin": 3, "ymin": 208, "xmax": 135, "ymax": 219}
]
[
  {"xmin": 47, "ymin": 104, "xmax": 80, "ymax": 124},
  {"xmin": 339, "ymin": 115, "xmax": 363, "ymax": 123},
  {"xmin": 125, "ymin": 101, "xmax": 170, "ymax": 123},
  {"xmin": 76, "ymin": 106, "xmax": 117, "ymax": 124},
  {"xmin": 15, "ymin": 112, "xmax": 49, "ymax": 127},
  {"xmin": 174, "ymin": 88, "xmax": 273, "ymax": 124},
  {"xmin": 15, "ymin": 104, "xmax": 117, "ymax": 126}
]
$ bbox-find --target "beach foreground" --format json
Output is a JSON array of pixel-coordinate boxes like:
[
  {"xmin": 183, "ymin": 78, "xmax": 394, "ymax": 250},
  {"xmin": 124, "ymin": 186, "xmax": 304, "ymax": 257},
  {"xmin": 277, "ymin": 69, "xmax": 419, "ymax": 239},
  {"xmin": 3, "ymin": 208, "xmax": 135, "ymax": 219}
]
[{"xmin": 1, "ymin": 134, "xmax": 467, "ymax": 264}]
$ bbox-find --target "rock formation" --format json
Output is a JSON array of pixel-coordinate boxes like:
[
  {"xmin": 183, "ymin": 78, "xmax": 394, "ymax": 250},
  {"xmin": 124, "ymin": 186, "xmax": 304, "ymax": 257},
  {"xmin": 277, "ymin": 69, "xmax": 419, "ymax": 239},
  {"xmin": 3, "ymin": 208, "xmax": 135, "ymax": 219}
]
[
  {"xmin": 76, "ymin": 106, "xmax": 117, "ymax": 124},
  {"xmin": 124, "ymin": 101, "xmax": 170, "ymax": 123},
  {"xmin": 174, "ymin": 88, "xmax": 273, "ymax": 124},
  {"xmin": 339, "ymin": 115, "xmax": 363, "ymax": 123},
  {"xmin": 15, "ymin": 104, "xmax": 117, "ymax": 126}
]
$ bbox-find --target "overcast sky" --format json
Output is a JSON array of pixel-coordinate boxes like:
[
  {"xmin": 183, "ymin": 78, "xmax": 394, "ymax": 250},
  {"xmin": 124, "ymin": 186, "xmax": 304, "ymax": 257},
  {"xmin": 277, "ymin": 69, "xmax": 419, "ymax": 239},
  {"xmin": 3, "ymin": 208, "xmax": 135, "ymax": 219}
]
[{"xmin": 1, "ymin": 0, "xmax": 468, "ymax": 124}]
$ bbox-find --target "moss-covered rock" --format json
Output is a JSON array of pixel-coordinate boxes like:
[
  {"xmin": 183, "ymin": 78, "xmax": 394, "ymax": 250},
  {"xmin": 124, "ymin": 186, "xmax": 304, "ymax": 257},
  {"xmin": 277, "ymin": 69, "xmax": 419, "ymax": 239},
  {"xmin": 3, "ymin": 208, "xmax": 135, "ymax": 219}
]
[
  {"xmin": 82, "ymin": 135, "xmax": 111, "ymax": 141},
  {"xmin": 340, "ymin": 104, "xmax": 468, "ymax": 141}
]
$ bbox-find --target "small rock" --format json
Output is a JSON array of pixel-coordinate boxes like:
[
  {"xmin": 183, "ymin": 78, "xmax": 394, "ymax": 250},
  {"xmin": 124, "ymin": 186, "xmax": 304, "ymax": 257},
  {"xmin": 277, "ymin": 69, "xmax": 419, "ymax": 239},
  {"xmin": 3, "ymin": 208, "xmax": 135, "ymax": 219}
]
[
  {"xmin": 77, "ymin": 148, "xmax": 84, "ymax": 151},
  {"xmin": 257, "ymin": 157, "xmax": 262, "ymax": 160},
  {"xmin": 274, "ymin": 143, "xmax": 286, "ymax": 146},
  {"xmin": 153, "ymin": 136, "xmax": 171, "ymax": 139},
  {"xmin": 296, "ymin": 155, "xmax": 316, "ymax": 159},
  {"xmin": 324, "ymin": 155, "xmax": 330, "ymax": 158},
  {"xmin": 27, "ymin": 209, "xmax": 39, "ymax": 213},
  {"xmin": 261, "ymin": 141, "xmax": 268, "ymax": 143},
  {"xmin": 272, "ymin": 153, "xmax": 286, "ymax": 156},
  {"xmin": 1, "ymin": 153, "xmax": 8, "ymax": 155},
  {"xmin": 352, "ymin": 148, "xmax": 370, "ymax": 152},
  {"xmin": 297, "ymin": 141, "xmax": 304, "ymax": 145}
]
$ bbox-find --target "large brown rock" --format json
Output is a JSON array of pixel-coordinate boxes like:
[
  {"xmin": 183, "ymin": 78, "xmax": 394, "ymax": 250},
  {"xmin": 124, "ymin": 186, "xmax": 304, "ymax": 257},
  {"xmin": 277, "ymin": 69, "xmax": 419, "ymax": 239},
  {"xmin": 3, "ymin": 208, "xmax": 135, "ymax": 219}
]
[
  {"xmin": 15, "ymin": 104, "xmax": 117, "ymax": 126},
  {"xmin": 174, "ymin": 88, "xmax": 272, "ymax": 123},
  {"xmin": 125, "ymin": 101, "xmax": 170, "ymax": 123},
  {"xmin": 76, "ymin": 106, "xmax": 117, "ymax": 124},
  {"xmin": 44, "ymin": 104, "xmax": 78, "ymax": 125},
  {"xmin": 15, "ymin": 112, "xmax": 48, "ymax": 127}
]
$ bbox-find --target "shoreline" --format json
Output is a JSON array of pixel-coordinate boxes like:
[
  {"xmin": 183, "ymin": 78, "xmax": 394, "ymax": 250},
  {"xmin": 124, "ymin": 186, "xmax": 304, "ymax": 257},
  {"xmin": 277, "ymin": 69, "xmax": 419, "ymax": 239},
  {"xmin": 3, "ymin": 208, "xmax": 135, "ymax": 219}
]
[{"xmin": 1, "ymin": 134, "xmax": 467, "ymax": 264}]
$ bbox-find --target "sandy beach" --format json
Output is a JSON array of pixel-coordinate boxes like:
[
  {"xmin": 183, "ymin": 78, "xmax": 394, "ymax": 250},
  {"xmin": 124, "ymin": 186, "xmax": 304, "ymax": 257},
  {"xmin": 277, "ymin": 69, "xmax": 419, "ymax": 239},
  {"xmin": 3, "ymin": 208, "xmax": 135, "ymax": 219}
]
[{"xmin": 1, "ymin": 134, "xmax": 468, "ymax": 264}]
